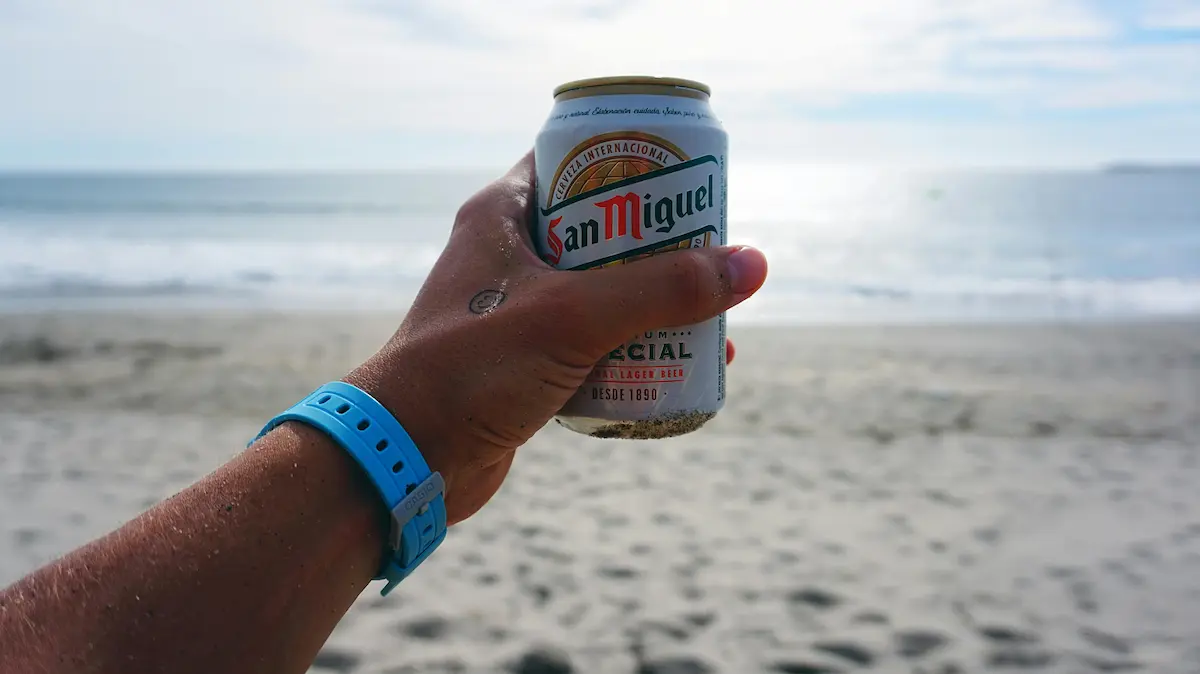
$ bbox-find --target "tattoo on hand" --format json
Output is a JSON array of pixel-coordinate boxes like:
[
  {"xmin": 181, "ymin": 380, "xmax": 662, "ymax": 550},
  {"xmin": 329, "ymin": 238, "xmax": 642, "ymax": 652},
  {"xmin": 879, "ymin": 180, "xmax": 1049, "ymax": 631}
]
[{"xmin": 469, "ymin": 289, "xmax": 507, "ymax": 315}]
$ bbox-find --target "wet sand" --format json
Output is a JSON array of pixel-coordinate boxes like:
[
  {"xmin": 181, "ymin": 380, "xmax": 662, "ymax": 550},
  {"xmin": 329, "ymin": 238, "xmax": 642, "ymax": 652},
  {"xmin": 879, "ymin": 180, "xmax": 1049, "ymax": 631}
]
[{"xmin": 2, "ymin": 313, "xmax": 1199, "ymax": 673}]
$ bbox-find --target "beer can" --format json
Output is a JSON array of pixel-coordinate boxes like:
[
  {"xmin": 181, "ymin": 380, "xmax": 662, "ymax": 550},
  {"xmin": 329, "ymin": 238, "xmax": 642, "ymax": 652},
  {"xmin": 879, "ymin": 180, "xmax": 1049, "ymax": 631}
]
[{"xmin": 534, "ymin": 76, "xmax": 728, "ymax": 439}]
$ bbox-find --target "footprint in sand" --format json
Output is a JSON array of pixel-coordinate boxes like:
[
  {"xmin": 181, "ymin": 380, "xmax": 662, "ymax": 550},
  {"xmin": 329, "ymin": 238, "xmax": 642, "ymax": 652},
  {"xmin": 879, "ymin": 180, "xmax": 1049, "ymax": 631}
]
[
  {"xmin": 636, "ymin": 656, "xmax": 716, "ymax": 674},
  {"xmin": 787, "ymin": 587, "xmax": 842, "ymax": 609},
  {"xmin": 399, "ymin": 616, "xmax": 450, "ymax": 640},
  {"xmin": 893, "ymin": 629, "xmax": 949, "ymax": 658},
  {"xmin": 311, "ymin": 648, "xmax": 360, "ymax": 673},
  {"xmin": 813, "ymin": 640, "xmax": 874, "ymax": 666},
  {"xmin": 767, "ymin": 661, "xmax": 842, "ymax": 674},
  {"xmin": 507, "ymin": 645, "xmax": 574, "ymax": 674}
]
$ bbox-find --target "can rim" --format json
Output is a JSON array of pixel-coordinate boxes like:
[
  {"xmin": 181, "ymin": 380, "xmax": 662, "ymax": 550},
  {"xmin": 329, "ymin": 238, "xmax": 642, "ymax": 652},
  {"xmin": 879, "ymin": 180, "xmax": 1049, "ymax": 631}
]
[{"xmin": 553, "ymin": 76, "xmax": 711, "ymax": 98}]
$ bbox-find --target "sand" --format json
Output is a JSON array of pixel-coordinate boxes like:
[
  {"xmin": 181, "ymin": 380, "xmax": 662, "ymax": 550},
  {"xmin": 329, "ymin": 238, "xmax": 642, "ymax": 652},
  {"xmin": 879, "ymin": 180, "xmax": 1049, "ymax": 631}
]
[{"xmin": 2, "ymin": 312, "xmax": 1199, "ymax": 673}]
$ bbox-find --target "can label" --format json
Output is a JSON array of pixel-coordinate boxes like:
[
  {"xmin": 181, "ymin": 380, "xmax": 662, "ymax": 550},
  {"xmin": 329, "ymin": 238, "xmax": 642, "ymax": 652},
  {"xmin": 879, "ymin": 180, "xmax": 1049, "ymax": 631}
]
[
  {"xmin": 542, "ymin": 133, "xmax": 718, "ymax": 269},
  {"xmin": 536, "ymin": 123, "xmax": 726, "ymax": 428}
]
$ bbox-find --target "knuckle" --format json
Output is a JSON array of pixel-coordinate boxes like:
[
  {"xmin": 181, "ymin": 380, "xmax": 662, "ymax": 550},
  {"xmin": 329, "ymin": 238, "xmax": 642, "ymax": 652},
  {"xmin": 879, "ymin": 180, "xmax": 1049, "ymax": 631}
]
[
  {"xmin": 496, "ymin": 175, "xmax": 532, "ymax": 213},
  {"xmin": 454, "ymin": 185, "xmax": 493, "ymax": 226},
  {"xmin": 452, "ymin": 196, "xmax": 480, "ymax": 232},
  {"xmin": 453, "ymin": 179, "xmax": 532, "ymax": 234}
]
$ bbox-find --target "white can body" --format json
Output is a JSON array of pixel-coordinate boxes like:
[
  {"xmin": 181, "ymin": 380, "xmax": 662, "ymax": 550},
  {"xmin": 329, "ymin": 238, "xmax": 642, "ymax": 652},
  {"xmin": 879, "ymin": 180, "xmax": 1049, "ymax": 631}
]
[{"xmin": 534, "ymin": 78, "xmax": 728, "ymax": 439}]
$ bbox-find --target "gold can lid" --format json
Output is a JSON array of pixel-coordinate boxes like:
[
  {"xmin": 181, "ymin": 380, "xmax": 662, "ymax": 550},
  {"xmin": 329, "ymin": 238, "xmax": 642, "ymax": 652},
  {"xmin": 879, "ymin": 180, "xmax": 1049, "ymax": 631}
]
[{"xmin": 553, "ymin": 76, "xmax": 711, "ymax": 99}]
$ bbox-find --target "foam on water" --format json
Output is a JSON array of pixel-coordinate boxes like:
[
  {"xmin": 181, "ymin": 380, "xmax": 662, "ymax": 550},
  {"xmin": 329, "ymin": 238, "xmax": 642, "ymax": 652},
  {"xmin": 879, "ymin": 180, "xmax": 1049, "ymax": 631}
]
[{"xmin": 0, "ymin": 224, "xmax": 440, "ymax": 310}]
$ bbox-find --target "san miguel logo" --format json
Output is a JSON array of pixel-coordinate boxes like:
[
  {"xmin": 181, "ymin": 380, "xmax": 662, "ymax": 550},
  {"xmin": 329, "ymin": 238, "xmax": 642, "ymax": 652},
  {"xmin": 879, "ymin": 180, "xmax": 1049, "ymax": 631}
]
[{"xmin": 541, "ymin": 131, "xmax": 718, "ymax": 268}]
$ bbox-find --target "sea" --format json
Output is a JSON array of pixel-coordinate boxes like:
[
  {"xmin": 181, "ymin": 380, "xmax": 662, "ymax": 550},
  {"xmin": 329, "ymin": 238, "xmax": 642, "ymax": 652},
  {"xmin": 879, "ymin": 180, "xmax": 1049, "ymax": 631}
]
[{"xmin": 1, "ymin": 167, "xmax": 1198, "ymax": 323}]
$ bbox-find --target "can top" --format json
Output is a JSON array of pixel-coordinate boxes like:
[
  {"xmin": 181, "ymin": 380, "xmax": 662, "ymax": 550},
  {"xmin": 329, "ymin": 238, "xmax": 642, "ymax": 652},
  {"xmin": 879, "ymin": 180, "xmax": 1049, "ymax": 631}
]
[{"xmin": 553, "ymin": 76, "xmax": 711, "ymax": 100}]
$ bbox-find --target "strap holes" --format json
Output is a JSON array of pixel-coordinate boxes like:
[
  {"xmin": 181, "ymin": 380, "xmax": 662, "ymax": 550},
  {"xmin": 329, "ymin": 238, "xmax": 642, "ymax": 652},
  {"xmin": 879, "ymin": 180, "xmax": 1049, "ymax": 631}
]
[
  {"xmin": 423, "ymin": 525, "xmax": 433, "ymax": 535},
  {"xmin": 357, "ymin": 420, "xmax": 370, "ymax": 431},
  {"xmin": 336, "ymin": 404, "xmax": 350, "ymax": 414},
  {"xmin": 406, "ymin": 483, "xmax": 416, "ymax": 494},
  {"xmin": 392, "ymin": 461, "xmax": 404, "ymax": 473},
  {"xmin": 317, "ymin": 395, "xmax": 331, "ymax": 404},
  {"xmin": 376, "ymin": 439, "xmax": 388, "ymax": 451}
]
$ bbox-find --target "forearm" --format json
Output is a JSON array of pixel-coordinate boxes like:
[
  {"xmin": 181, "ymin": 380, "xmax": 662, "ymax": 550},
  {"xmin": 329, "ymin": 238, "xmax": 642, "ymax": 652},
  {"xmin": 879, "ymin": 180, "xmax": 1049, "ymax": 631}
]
[{"xmin": 0, "ymin": 422, "xmax": 386, "ymax": 674}]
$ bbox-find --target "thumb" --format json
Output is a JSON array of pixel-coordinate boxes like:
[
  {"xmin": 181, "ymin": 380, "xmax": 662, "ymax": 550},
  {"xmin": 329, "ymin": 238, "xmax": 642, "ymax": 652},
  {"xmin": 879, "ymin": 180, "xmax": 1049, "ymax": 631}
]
[{"xmin": 573, "ymin": 245, "xmax": 767, "ymax": 341}]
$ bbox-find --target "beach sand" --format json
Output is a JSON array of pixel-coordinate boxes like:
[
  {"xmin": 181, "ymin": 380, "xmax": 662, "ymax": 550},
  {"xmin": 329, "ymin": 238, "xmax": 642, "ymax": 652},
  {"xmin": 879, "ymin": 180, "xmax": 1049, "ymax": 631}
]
[{"xmin": 2, "ymin": 313, "xmax": 1198, "ymax": 673}]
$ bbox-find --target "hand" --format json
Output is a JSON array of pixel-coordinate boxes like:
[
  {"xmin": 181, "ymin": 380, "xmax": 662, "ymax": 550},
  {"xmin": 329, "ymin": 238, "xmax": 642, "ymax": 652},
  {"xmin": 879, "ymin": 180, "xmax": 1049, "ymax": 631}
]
[{"xmin": 346, "ymin": 152, "xmax": 768, "ymax": 525}]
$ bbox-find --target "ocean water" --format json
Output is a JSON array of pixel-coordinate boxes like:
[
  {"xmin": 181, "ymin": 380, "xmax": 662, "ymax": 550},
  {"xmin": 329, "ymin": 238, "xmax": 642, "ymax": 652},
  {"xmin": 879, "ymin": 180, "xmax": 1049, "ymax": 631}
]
[{"xmin": 1, "ymin": 168, "xmax": 1198, "ymax": 322}]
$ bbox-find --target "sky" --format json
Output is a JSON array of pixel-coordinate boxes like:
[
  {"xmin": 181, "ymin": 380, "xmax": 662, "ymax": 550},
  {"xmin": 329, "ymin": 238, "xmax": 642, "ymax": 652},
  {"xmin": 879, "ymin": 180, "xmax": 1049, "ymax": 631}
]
[{"xmin": 1, "ymin": 0, "xmax": 1199, "ymax": 170}]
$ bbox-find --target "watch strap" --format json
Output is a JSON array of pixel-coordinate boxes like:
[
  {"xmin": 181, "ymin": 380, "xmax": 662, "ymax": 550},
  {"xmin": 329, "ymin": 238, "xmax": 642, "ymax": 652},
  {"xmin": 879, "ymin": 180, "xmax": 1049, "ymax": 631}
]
[{"xmin": 251, "ymin": 382, "xmax": 447, "ymax": 595}]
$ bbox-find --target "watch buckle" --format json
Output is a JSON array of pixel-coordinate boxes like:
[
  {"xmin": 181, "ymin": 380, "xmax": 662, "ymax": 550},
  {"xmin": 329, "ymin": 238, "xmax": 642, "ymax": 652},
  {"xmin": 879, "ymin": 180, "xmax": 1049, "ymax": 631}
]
[{"xmin": 388, "ymin": 472, "xmax": 445, "ymax": 552}]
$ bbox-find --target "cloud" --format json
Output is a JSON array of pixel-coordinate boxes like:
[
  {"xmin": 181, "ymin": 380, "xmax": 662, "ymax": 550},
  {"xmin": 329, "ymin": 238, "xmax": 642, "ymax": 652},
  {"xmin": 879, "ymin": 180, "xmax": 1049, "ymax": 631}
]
[
  {"xmin": 0, "ymin": 0, "xmax": 1197, "ymax": 168},
  {"xmin": 961, "ymin": 41, "xmax": 1200, "ymax": 108},
  {"xmin": 1143, "ymin": 0, "xmax": 1200, "ymax": 29}
]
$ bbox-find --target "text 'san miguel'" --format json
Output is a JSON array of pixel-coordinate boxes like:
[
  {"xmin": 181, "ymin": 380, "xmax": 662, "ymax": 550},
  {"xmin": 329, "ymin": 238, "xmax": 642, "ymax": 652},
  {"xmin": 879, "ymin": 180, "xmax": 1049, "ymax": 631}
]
[{"xmin": 545, "ymin": 173, "xmax": 714, "ymax": 262}]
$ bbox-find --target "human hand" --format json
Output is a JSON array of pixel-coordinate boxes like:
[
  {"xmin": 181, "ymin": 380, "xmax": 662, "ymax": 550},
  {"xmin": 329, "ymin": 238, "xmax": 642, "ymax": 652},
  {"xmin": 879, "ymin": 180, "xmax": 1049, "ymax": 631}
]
[{"xmin": 346, "ymin": 152, "xmax": 767, "ymax": 525}]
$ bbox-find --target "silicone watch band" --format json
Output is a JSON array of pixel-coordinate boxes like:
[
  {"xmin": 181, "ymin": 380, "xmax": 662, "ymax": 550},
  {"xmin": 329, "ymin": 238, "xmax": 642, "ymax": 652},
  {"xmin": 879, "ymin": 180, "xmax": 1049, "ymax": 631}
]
[{"xmin": 251, "ymin": 382, "xmax": 447, "ymax": 595}]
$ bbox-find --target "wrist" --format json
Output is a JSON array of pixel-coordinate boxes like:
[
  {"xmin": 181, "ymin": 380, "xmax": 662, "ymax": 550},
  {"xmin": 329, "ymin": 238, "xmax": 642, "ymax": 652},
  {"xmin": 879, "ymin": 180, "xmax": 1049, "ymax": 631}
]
[
  {"xmin": 342, "ymin": 357, "xmax": 458, "ymax": 497},
  {"xmin": 344, "ymin": 344, "xmax": 517, "ymax": 527},
  {"xmin": 255, "ymin": 380, "xmax": 450, "ymax": 592}
]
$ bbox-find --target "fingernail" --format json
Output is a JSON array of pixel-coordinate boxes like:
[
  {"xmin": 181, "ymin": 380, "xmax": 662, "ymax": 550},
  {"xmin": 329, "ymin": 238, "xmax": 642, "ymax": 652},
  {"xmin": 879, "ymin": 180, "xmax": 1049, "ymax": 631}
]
[{"xmin": 726, "ymin": 246, "xmax": 768, "ymax": 305}]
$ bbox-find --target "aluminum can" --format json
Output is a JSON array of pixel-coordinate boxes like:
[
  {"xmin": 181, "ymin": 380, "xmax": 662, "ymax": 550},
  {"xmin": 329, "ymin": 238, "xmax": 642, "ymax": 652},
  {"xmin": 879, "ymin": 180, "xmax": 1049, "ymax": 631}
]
[{"xmin": 534, "ymin": 76, "xmax": 728, "ymax": 439}]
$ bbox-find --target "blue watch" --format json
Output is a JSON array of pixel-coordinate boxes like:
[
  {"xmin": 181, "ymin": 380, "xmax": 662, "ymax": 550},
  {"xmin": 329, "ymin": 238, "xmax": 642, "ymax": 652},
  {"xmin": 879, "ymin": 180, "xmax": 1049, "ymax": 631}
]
[{"xmin": 251, "ymin": 381, "xmax": 447, "ymax": 595}]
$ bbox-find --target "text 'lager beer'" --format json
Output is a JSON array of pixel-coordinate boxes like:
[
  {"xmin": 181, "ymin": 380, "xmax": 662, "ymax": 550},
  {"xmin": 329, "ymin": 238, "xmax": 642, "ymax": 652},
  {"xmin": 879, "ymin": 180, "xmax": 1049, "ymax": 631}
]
[{"xmin": 534, "ymin": 76, "xmax": 728, "ymax": 439}]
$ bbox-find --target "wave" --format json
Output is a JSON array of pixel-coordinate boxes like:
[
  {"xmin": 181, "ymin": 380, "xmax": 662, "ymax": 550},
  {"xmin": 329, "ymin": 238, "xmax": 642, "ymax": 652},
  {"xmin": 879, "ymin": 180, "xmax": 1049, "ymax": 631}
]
[
  {"xmin": 0, "ymin": 227, "xmax": 440, "ymax": 309},
  {"xmin": 737, "ymin": 276, "xmax": 1200, "ymax": 324}
]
